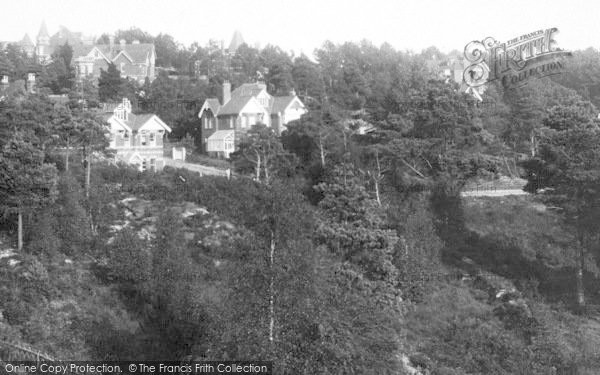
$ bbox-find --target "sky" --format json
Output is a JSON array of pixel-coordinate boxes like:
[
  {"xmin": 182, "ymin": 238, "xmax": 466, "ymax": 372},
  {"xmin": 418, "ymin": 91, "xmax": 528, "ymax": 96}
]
[{"xmin": 1, "ymin": 0, "xmax": 598, "ymax": 56}]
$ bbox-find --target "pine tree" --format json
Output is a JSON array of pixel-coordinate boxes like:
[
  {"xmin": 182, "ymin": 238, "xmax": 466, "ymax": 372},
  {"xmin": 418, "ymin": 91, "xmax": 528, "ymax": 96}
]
[{"xmin": 98, "ymin": 63, "xmax": 124, "ymax": 102}]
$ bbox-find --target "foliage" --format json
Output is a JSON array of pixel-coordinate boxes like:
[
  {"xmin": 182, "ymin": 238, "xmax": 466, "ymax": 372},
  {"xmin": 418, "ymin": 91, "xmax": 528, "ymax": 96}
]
[
  {"xmin": 231, "ymin": 124, "xmax": 297, "ymax": 183},
  {"xmin": 98, "ymin": 63, "xmax": 129, "ymax": 102}
]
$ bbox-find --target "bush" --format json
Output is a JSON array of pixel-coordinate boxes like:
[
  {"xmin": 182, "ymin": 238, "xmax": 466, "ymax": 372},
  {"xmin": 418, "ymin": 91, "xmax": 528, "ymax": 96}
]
[{"xmin": 107, "ymin": 228, "xmax": 151, "ymax": 284}]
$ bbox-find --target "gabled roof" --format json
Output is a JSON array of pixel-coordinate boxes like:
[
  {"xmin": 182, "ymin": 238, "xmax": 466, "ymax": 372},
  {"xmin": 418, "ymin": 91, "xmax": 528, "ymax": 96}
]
[
  {"xmin": 104, "ymin": 113, "xmax": 132, "ymax": 132},
  {"xmin": 20, "ymin": 34, "xmax": 34, "ymax": 47},
  {"xmin": 37, "ymin": 21, "xmax": 49, "ymax": 39},
  {"xmin": 228, "ymin": 30, "xmax": 245, "ymax": 52},
  {"xmin": 116, "ymin": 44, "xmax": 155, "ymax": 63},
  {"xmin": 270, "ymin": 96, "xmax": 296, "ymax": 114},
  {"xmin": 72, "ymin": 45, "xmax": 111, "ymax": 63},
  {"xmin": 126, "ymin": 114, "xmax": 154, "ymax": 131},
  {"xmin": 218, "ymin": 96, "xmax": 253, "ymax": 115},
  {"xmin": 199, "ymin": 98, "xmax": 221, "ymax": 116},
  {"xmin": 71, "ymin": 43, "xmax": 154, "ymax": 64},
  {"xmin": 113, "ymin": 50, "xmax": 134, "ymax": 63},
  {"xmin": 123, "ymin": 113, "xmax": 172, "ymax": 132},
  {"xmin": 49, "ymin": 26, "xmax": 83, "ymax": 47},
  {"xmin": 231, "ymin": 82, "xmax": 267, "ymax": 98},
  {"xmin": 208, "ymin": 130, "xmax": 234, "ymax": 141}
]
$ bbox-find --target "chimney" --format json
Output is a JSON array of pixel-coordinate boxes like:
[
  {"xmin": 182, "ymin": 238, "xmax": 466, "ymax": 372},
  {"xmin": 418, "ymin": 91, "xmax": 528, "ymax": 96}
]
[
  {"xmin": 222, "ymin": 81, "xmax": 231, "ymax": 105},
  {"xmin": 26, "ymin": 73, "xmax": 35, "ymax": 93},
  {"xmin": 289, "ymin": 88, "xmax": 296, "ymax": 96},
  {"xmin": 119, "ymin": 39, "xmax": 126, "ymax": 48}
]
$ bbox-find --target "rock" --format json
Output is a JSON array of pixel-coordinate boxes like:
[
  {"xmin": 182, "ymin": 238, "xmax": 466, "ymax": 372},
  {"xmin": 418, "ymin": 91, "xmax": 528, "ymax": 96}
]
[
  {"xmin": 410, "ymin": 352, "xmax": 433, "ymax": 370},
  {"xmin": 401, "ymin": 354, "xmax": 424, "ymax": 375}
]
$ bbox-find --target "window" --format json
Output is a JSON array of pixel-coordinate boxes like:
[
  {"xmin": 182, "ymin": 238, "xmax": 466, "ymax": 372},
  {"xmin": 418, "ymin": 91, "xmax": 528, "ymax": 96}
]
[
  {"xmin": 203, "ymin": 117, "xmax": 208, "ymax": 129},
  {"xmin": 149, "ymin": 133, "xmax": 155, "ymax": 143},
  {"xmin": 150, "ymin": 158, "xmax": 156, "ymax": 171},
  {"xmin": 230, "ymin": 117, "xmax": 234, "ymax": 129},
  {"xmin": 141, "ymin": 159, "xmax": 147, "ymax": 171}
]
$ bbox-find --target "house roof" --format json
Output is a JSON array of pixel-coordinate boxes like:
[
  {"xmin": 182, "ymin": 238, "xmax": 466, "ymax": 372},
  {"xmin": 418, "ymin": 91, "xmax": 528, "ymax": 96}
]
[
  {"xmin": 71, "ymin": 43, "xmax": 154, "ymax": 64},
  {"xmin": 20, "ymin": 34, "xmax": 34, "ymax": 47},
  {"xmin": 270, "ymin": 96, "xmax": 296, "ymax": 114},
  {"xmin": 37, "ymin": 21, "xmax": 49, "ymax": 39},
  {"xmin": 125, "ymin": 113, "xmax": 155, "ymax": 131},
  {"xmin": 208, "ymin": 130, "xmax": 234, "ymax": 141},
  {"xmin": 228, "ymin": 30, "xmax": 245, "ymax": 52},
  {"xmin": 218, "ymin": 96, "xmax": 253, "ymax": 115},
  {"xmin": 200, "ymin": 82, "xmax": 305, "ymax": 118},
  {"xmin": 49, "ymin": 26, "xmax": 84, "ymax": 47},
  {"xmin": 231, "ymin": 82, "xmax": 267, "ymax": 98},
  {"xmin": 206, "ymin": 98, "xmax": 221, "ymax": 113},
  {"xmin": 116, "ymin": 43, "xmax": 154, "ymax": 63}
]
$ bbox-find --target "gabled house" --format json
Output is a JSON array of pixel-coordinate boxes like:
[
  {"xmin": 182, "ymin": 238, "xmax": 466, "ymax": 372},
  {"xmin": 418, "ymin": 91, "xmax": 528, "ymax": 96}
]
[
  {"xmin": 198, "ymin": 81, "xmax": 307, "ymax": 158},
  {"xmin": 73, "ymin": 38, "xmax": 156, "ymax": 83},
  {"xmin": 102, "ymin": 98, "xmax": 171, "ymax": 171}
]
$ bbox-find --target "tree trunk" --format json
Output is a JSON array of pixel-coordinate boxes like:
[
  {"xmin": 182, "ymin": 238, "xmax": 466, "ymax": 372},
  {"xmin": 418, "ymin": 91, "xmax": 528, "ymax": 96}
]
[
  {"xmin": 264, "ymin": 155, "xmax": 270, "ymax": 185},
  {"xmin": 269, "ymin": 229, "xmax": 275, "ymax": 344},
  {"xmin": 576, "ymin": 244, "xmax": 586, "ymax": 311},
  {"xmin": 17, "ymin": 207, "xmax": 23, "ymax": 251},
  {"xmin": 65, "ymin": 139, "xmax": 70, "ymax": 172},
  {"xmin": 374, "ymin": 179, "xmax": 381, "ymax": 207},
  {"xmin": 255, "ymin": 152, "xmax": 261, "ymax": 183},
  {"xmin": 530, "ymin": 132, "xmax": 536, "ymax": 157},
  {"xmin": 85, "ymin": 149, "xmax": 91, "ymax": 198},
  {"xmin": 319, "ymin": 135, "xmax": 326, "ymax": 168},
  {"xmin": 502, "ymin": 156, "xmax": 513, "ymax": 178}
]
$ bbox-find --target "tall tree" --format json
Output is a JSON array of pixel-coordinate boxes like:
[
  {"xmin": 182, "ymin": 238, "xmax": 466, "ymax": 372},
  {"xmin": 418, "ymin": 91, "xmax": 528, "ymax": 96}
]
[
  {"xmin": 98, "ymin": 63, "xmax": 125, "ymax": 102},
  {"xmin": 521, "ymin": 102, "xmax": 600, "ymax": 311},
  {"xmin": 231, "ymin": 124, "xmax": 297, "ymax": 184},
  {"xmin": 0, "ymin": 136, "xmax": 58, "ymax": 251}
]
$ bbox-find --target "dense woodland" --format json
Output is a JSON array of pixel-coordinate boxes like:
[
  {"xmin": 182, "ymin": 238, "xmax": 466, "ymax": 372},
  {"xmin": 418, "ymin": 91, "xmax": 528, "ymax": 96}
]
[{"xmin": 2, "ymin": 28, "xmax": 600, "ymax": 373}]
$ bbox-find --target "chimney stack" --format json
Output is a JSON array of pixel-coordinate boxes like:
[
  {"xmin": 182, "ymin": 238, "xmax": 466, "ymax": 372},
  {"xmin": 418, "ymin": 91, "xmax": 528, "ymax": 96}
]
[{"xmin": 222, "ymin": 81, "xmax": 231, "ymax": 105}]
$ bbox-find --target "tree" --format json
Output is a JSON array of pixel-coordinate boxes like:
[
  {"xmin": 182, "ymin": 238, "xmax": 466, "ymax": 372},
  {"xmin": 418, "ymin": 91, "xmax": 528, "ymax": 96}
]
[
  {"xmin": 70, "ymin": 109, "xmax": 111, "ymax": 197},
  {"xmin": 315, "ymin": 165, "xmax": 398, "ymax": 284},
  {"xmin": 521, "ymin": 103, "xmax": 600, "ymax": 311},
  {"xmin": 98, "ymin": 63, "xmax": 125, "ymax": 102},
  {"xmin": 154, "ymin": 33, "xmax": 180, "ymax": 68},
  {"xmin": 259, "ymin": 45, "xmax": 294, "ymax": 95},
  {"xmin": 292, "ymin": 55, "xmax": 326, "ymax": 106},
  {"xmin": 0, "ymin": 136, "xmax": 58, "ymax": 251},
  {"xmin": 231, "ymin": 124, "xmax": 297, "ymax": 184},
  {"xmin": 38, "ymin": 43, "xmax": 75, "ymax": 94},
  {"xmin": 281, "ymin": 108, "xmax": 345, "ymax": 170}
]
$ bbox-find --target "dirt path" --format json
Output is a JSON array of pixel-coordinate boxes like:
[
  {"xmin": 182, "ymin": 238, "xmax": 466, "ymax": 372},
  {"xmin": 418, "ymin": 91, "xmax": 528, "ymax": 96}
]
[{"xmin": 164, "ymin": 158, "xmax": 230, "ymax": 177}]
